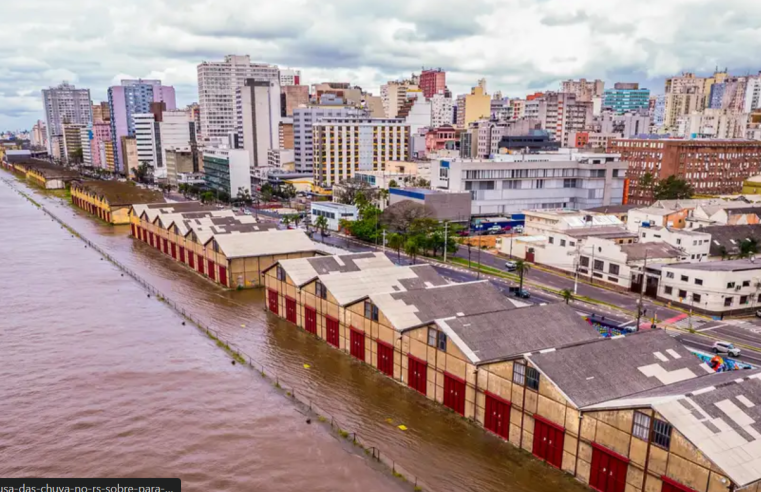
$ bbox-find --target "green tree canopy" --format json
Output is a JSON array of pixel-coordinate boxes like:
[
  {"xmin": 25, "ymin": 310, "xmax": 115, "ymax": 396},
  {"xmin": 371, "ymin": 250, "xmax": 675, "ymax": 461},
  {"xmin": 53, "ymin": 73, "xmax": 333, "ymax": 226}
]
[{"xmin": 653, "ymin": 175, "xmax": 694, "ymax": 200}]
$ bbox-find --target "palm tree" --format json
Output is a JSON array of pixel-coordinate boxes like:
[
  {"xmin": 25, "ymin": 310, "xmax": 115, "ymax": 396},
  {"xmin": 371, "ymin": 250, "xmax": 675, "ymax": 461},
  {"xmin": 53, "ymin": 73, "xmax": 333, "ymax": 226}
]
[
  {"xmin": 387, "ymin": 233, "xmax": 405, "ymax": 263},
  {"xmin": 315, "ymin": 215, "xmax": 329, "ymax": 237},
  {"xmin": 561, "ymin": 288, "xmax": 574, "ymax": 304},
  {"xmin": 515, "ymin": 259, "xmax": 531, "ymax": 292},
  {"xmin": 281, "ymin": 215, "xmax": 292, "ymax": 228}
]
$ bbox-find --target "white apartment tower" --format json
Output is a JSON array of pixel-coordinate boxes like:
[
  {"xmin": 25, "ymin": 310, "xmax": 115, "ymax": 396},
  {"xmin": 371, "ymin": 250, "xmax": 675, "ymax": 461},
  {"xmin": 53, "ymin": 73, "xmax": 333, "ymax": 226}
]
[
  {"xmin": 41, "ymin": 82, "xmax": 93, "ymax": 153},
  {"xmin": 133, "ymin": 113, "xmax": 158, "ymax": 170},
  {"xmin": 279, "ymin": 68, "xmax": 301, "ymax": 86},
  {"xmin": 430, "ymin": 92, "xmax": 454, "ymax": 127},
  {"xmin": 159, "ymin": 110, "xmax": 194, "ymax": 177},
  {"xmin": 197, "ymin": 55, "xmax": 279, "ymax": 138},
  {"xmin": 235, "ymin": 79, "xmax": 282, "ymax": 168}
]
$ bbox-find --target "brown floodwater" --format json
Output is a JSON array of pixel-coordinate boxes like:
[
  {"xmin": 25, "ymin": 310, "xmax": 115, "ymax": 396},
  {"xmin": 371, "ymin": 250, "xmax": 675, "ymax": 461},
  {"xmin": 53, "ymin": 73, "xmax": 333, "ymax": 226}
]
[{"xmin": 0, "ymin": 173, "xmax": 590, "ymax": 492}]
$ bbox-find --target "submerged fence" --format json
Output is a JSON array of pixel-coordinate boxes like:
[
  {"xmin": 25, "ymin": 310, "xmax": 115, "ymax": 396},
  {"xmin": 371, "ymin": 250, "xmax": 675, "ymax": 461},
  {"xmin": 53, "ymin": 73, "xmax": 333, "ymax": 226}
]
[{"xmin": 5, "ymin": 177, "xmax": 430, "ymax": 492}]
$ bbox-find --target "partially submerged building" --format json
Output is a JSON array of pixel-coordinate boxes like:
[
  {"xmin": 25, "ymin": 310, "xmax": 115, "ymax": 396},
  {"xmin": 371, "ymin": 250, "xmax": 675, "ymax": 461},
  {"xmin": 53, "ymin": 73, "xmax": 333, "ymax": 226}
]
[
  {"xmin": 11, "ymin": 159, "xmax": 80, "ymax": 189},
  {"xmin": 71, "ymin": 181, "xmax": 164, "ymax": 224}
]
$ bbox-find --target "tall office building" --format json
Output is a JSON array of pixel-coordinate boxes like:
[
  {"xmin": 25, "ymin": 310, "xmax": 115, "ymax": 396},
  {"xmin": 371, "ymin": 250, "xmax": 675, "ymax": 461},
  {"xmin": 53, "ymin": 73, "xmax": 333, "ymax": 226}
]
[
  {"xmin": 602, "ymin": 83, "xmax": 651, "ymax": 114},
  {"xmin": 430, "ymin": 92, "xmax": 454, "ymax": 127},
  {"xmin": 159, "ymin": 110, "xmax": 195, "ymax": 178},
  {"xmin": 92, "ymin": 101, "xmax": 110, "ymax": 123},
  {"xmin": 292, "ymin": 105, "xmax": 367, "ymax": 172},
  {"xmin": 235, "ymin": 79, "xmax": 282, "ymax": 168},
  {"xmin": 381, "ymin": 80, "xmax": 419, "ymax": 118},
  {"xmin": 560, "ymin": 79, "xmax": 605, "ymax": 101},
  {"xmin": 133, "ymin": 112, "xmax": 159, "ymax": 170},
  {"xmin": 197, "ymin": 55, "xmax": 279, "ymax": 138},
  {"xmin": 313, "ymin": 118, "xmax": 410, "ymax": 187},
  {"xmin": 41, "ymin": 82, "xmax": 92, "ymax": 153},
  {"xmin": 108, "ymin": 79, "xmax": 176, "ymax": 171},
  {"xmin": 456, "ymin": 83, "xmax": 491, "ymax": 128}
]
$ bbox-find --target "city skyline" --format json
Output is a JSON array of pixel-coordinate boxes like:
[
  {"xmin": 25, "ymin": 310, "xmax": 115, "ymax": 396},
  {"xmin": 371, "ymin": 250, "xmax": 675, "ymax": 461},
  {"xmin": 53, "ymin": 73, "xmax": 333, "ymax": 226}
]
[{"xmin": 2, "ymin": 0, "xmax": 761, "ymax": 130}]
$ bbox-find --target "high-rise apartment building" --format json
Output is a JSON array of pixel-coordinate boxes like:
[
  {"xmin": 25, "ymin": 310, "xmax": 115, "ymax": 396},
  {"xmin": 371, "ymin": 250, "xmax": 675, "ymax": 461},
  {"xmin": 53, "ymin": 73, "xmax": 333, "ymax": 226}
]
[
  {"xmin": 62, "ymin": 123, "xmax": 86, "ymax": 163},
  {"xmin": 663, "ymin": 73, "xmax": 706, "ymax": 131},
  {"xmin": 91, "ymin": 123, "xmax": 111, "ymax": 169},
  {"xmin": 561, "ymin": 79, "xmax": 605, "ymax": 101},
  {"xmin": 610, "ymin": 138, "xmax": 761, "ymax": 204},
  {"xmin": 80, "ymin": 126, "xmax": 92, "ymax": 166},
  {"xmin": 108, "ymin": 79, "xmax": 176, "ymax": 171},
  {"xmin": 235, "ymin": 79, "xmax": 282, "ymax": 168},
  {"xmin": 524, "ymin": 92, "xmax": 593, "ymax": 146},
  {"xmin": 430, "ymin": 92, "xmax": 454, "ymax": 127},
  {"xmin": 92, "ymin": 101, "xmax": 110, "ymax": 123},
  {"xmin": 133, "ymin": 113, "xmax": 159, "ymax": 170},
  {"xmin": 381, "ymin": 80, "xmax": 419, "ymax": 118},
  {"xmin": 602, "ymin": 83, "xmax": 650, "ymax": 114},
  {"xmin": 186, "ymin": 103, "xmax": 201, "ymax": 138},
  {"xmin": 159, "ymin": 110, "xmax": 195, "ymax": 177},
  {"xmin": 31, "ymin": 120, "xmax": 47, "ymax": 148},
  {"xmin": 281, "ymin": 85, "xmax": 309, "ymax": 116},
  {"xmin": 676, "ymin": 109, "xmax": 749, "ymax": 139},
  {"xmin": 292, "ymin": 105, "xmax": 367, "ymax": 172},
  {"xmin": 419, "ymin": 69, "xmax": 446, "ymax": 99},
  {"xmin": 313, "ymin": 118, "xmax": 410, "ymax": 187},
  {"xmin": 279, "ymin": 68, "xmax": 301, "ymax": 86},
  {"xmin": 745, "ymin": 75, "xmax": 761, "ymax": 112},
  {"xmin": 456, "ymin": 83, "xmax": 490, "ymax": 128},
  {"xmin": 41, "ymin": 82, "xmax": 92, "ymax": 153},
  {"xmin": 197, "ymin": 55, "xmax": 279, "ymax": 138}
]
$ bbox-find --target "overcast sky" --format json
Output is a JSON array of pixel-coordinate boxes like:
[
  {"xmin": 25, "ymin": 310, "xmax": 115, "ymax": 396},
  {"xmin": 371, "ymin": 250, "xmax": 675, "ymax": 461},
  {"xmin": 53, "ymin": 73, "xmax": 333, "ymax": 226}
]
[{"xmin": 2, "ymin": 0, "xmax": 761, "ymax": 131}]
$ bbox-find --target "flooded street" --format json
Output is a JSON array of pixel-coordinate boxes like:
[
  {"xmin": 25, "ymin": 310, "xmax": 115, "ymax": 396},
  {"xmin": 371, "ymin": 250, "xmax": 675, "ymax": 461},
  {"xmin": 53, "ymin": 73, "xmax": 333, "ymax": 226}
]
[{"xmin": 1, "ymin": 172, "xmax": 589, "ymax": 492}]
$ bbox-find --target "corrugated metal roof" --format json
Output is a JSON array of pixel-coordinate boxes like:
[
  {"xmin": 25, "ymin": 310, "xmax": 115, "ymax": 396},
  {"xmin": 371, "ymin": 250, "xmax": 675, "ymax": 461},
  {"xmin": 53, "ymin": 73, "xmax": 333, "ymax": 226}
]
[{"xmin": 212, "ymin": 229, "xmax": 317, "ymax": 259}]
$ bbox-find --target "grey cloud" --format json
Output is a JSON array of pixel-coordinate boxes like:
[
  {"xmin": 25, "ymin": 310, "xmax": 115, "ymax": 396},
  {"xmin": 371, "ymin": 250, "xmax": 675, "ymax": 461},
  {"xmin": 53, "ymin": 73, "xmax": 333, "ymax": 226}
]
[{"xmin": 540, "ymin": 11, "xmax": 589, "ymax": 27}]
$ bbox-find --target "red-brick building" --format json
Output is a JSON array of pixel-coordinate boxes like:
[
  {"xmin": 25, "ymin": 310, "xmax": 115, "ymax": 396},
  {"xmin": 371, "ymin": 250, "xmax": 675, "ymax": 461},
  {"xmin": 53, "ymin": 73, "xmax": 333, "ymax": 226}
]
[
  {"xmin": 609, "ymin": 138, "xmax": 761, "ymax": 204},
  {"xmin": 419, "ymin": 69, "xmax": 446, "ymax": 99}
]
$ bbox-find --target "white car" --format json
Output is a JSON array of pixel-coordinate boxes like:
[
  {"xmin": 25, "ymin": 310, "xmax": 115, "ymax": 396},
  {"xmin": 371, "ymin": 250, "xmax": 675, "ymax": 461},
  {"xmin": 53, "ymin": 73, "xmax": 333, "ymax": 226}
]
[
  {"xmin": 504, "ymin": 261, "xmax": 517, "ymax": 271},
  {"xmin": 712, "ymin": 341, "xmax": 741, "ymax": 357}
]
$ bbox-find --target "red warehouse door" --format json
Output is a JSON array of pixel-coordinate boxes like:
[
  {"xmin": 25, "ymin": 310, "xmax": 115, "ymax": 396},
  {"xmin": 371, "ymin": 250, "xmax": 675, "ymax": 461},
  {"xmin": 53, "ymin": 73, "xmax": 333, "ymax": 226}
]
[
  {"xmin": 267, "ymin": 289, "xmax": 279, "ymax": 314},
  {"xmin": 196, "ymin": 255, "xmax": 204, "ymax": 274},
  {"xmin": 304, "ymin": 306, "xmax": 317, "ymax": 334},
  {"xmin": 285, "ymin": 297, "xmax": 297, "ymax": 323},
  {"xmin": 188, "ymin": 252, "xmax": 195, "ymax": 269},
  {"xmin": 661, "ymin": 477, "xmax": 698, "ymax": 492},
  {"xmin": 162, "ymin": 239, "xmax": 168, "ymax": 254},
  {"xmin": 443, "ymin": 373, "xmax": 466, "ymax": 415},
  {"xmin": 533, "ymin": 416, "xmax": 565, "ymax": 469},
  {"xmin": 179, "ymin": 246, "xmax": 185, "ymax": 263},
  {"xmin": 207, "ymin": 259, "xmax": 216, "ymax": 281},
  {"xmin": 219, "ymin": 265, "xmax": 228, "ymax": 287},
  {"xmin": 484, "ymin": 392, "xmax": 511, "ymax": 440},
  {"xmin": 407, "ymin": 356, "xmax": 428, "ymax": 395},
  {"xmin": 590, "ymin": 443, "xmax": 629, "ymax": 492},
  {"xmin": 171, "ymin": 243, "xmax": 177, "ymax": 260},
  {"xmin": 131, "ymin": 224, "xmax": 137, "ymax": 237},
  {"xmin": 350, "ymin": 328, "xmax": 365, "ymax": 361},
  {"xmin": 326, "ymin": 316, "xmax": 339, "ymax": 347},
  {"xmin": 377, "ymin": 341, "xmax": 394, "ymax": 377}
]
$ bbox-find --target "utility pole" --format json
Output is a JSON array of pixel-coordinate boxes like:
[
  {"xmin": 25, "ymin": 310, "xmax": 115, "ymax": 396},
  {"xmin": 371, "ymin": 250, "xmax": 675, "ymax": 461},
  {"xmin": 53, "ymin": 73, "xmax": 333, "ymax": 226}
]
[
  {"xmin": 636, "ymin": 251, "xmax": 648, "ymax": 331},
  {"xmin": 443, "ymin": 221, "xmax": 448, "ymax": 262},
  {"xmin": 477, "ymin": 235, "xmax": 481, "ymax": 280},
  {"xmin": 382, "ymin": 229, "xmax": 387, "ymax": 252}
]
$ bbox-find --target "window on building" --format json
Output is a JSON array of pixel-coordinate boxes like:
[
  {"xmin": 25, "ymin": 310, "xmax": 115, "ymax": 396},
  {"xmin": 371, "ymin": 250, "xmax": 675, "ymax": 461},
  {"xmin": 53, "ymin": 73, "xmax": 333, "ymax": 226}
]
[
  {"xmin": 695, "ymin": 278, "xmax": 703, "ymax": 285},
  {"xmin": 666, "ymin": 272, "xmax": 674, "ymax": 279},
  {"xmin": 364, "ymin": 301, "xmax": 379, "ymax": 321},
  {"xmin": 676, "ymin": 238, "xmax": 682, "ymax": 245},
  {"xmin": 609, "ymin": 264, "xmax": 620, "ymax": 275},
  {"xmin": 426, "ymin": 329, "xmax": 448, "ymax": 351},
  {"xmin": 315, "ymin": 280, "xmax": 327, "ymax": 299},
  {"xmin": 693, "ymin": 293, "xmax": 702, "ymax": 303},
  {"xmin": 526, "ymin": 367, "xmax": 540, "ymax": 391},
  {"xmin": 664, "ymin": 286, "xmax": 673, "ymax": 295},
  {"xmin": 725, "ymin": 297, "xmax": 733, "ymax": 307},
  {"xmin": 580, "ymin": 256, "xmax": 589, "ymax": 267},
  {"xmin": 741, "ymin": 295, "xmax": 749, "ymax": 305},
  {"xmin": 743, "ymin": 280, "xmax": 751, "ymax": 287},
  {"xmin": 569, "ymin": 241, "xmax": 576, "ymax": 247},
  {"xmin": 594, "ymin": 260, "xmax": 604, "ymax": 271},
  {"xmin": 678, "ymin": 290, "xmax": 687, "ymax": 299},
  {"xmin": 633, "ymin": 412, "xmax": 651, "ymax": 441},
  {"xmin": 652, "ymin": 419, "xmax": 672, "ymax": 449},
  {"xmin": 513, "ymin": 363, "xmax": 526, "ymax": 386},
  {"xmin": 727, "ymin": 282, "xmax": 736, "ymax": 289},
  {"xmin": 276, "ymin": 265, "xmax": 286, "ymax": 281},
  {"xmin": 681, "ymin": 275, "xmax": 689, "ymax": 282},
  {"xmin": 548, "ymin": 236, "xmax": 554, "ymax": 244},
  {"xmin": 560, "ymin": 239, "xmax": 566, "ymax": 247}
]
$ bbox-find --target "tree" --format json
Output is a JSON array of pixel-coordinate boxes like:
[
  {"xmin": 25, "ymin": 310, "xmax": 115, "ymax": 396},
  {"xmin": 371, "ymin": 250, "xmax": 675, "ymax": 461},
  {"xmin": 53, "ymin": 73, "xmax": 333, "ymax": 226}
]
[
  {"xmin": 132, "ymin": 162, "xmax": 152, "ymax": 184},
  {"xmin": 218, "ymin": 190, "xmax": 231, "ymax": 203},
  {"xmin": 387, "ymin": 232, "xmax": 405, "ymax": 263},
  {"xmin": 404, "ymin": 237, "xmax": 420, "ymax": 265},
  {"xmin": 281, "ymin": 215, "xmax": 292, "ymax": 228},
  {"xmin": 381, "ymin": 200, "xmax": 434, "ymax": 234},
  {"xmin": 639, "ymin": 172, "xmax": 656, "ymax": 193},
  {"xmin": 69, "ymin": 147, "xmax": 84, "ymax": 165},
  {"xmin": 315, "ymin": 215, "xmax": 329, "ymax": 237},
  {"xmin": 278, "ymin": 183, "xmax": 297, "ymax": 199},
  {"xmin": 235, "ymin": 187, "xmax": 253, "ymax": 206},
  {"xmin": 653, "ymin": 175, "xmax": 694, "ymax": 200},
  {"xmin": 388, "ymin": 179, "xmax": 399, "ymax": 188},
  {"xmin": 178, "ymin": 183, "xmax": 189, "ymax": 197},
  {"xmin": 719, "ymin": 245, "xmax": 729, "ymax": 260},
  {"xmin": 561, "ymin": 289, "xmax": 574, "ymax": 304},
  {"xmin": 260, "ymin": 182, "xmax": 275, "ymax": 203},
  {"xmin": 333, "ymin": 177, "xmax": 380, "ymax": 205},
  {"xmin": 739, "ymin": 238, "xmax": 759, "ymax": 258},
  {"xmin": 515, "ymin": 259, "xmax": 531, "ymax": 292},
  {"xmin": 200, "ymin": 191, "xmax": 215, "ymax": 204}
]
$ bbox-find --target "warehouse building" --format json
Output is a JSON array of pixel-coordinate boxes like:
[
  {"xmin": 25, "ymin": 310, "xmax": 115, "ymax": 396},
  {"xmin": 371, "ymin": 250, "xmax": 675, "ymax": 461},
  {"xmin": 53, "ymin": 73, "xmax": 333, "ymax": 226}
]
[
  {"xmin": 10, "ymin": 160, "xmax": 80, "ymax": 189},
  {"xmin": 71, "ymin": 181, "xmax": 164, "ymax": 224}
]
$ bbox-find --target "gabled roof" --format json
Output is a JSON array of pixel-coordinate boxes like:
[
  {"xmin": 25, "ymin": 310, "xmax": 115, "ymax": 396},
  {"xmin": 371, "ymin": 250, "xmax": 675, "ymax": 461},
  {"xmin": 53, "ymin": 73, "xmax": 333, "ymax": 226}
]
[
  {"xmin": 527, "ymin": 330, "xmax": 711, "ymax": 409},
  {"xmin": 189, "ymin": 214, "xmax": 269, "ymax": 244},
  {"xmin": 320, "ymin": 264, "xmax": 448, "ymax": 306},
  {"xmin": 270, "ymin": 252, "xmax": 394, "ymax": 287},
  {"xmin": 73, "ymin": 181, "xmax": 164, "ymax": 206},
  {"xmin": 695, "ymin": 224, "xmax": 761, "ymax": 257},
  {"xmin": 209, "ymin": 229, "xmax": 317, "ymax": 259},
  {"xmin": 369, "ymin": 280, "xmax": 518, "ymax": 331},
  {"xmin": 436, "ymin": 304, "xmax": 602, "ymax": 365}
]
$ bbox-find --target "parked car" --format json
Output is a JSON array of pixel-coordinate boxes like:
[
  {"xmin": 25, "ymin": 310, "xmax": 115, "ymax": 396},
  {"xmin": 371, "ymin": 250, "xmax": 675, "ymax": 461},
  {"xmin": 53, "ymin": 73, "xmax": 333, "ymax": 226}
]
[
  {"xmin": 755, "ymin": 309, "xmax": 761, "ymax": 318},
  {"xmin": 508, "ymin": 286, "xmax": 530, "ymax": 298},
  {"xmin": 712, "ymin": 341, "xmax": 741, "ymax": 357},
  {"xmin": 504, "ymin": 261, "xmax": 517, "ymax": 271},
  {"xmin": 513, "ymin": 225, "xmax": 524, "ymax": 233}
]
